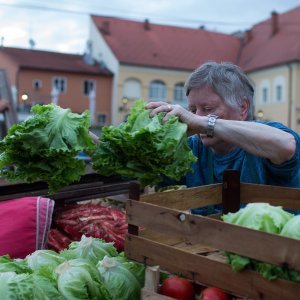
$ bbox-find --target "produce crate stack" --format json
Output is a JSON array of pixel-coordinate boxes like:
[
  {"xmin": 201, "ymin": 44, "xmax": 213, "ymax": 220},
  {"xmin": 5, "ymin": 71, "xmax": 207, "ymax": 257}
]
[{"xmin": 125, "ymin": 170, "xmax": 300, "ymax": 299}]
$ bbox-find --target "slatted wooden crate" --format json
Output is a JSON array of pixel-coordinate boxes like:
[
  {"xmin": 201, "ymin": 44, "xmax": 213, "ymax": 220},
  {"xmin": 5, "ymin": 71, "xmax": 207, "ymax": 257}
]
[{"xmin": 125, "ymin": 170, "xmax": 300, "ymax": 300}]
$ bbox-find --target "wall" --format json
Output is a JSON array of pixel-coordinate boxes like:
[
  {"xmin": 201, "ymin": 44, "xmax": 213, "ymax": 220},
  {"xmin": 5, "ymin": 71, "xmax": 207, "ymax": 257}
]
[
  {"xmin": 89, "ymin": 18, "xmax": 120, "ymax": 124},
  {"xmin": 116, "ymin": 64, "xmax": 191, "ymax": 124},
  {"xmin": 248, "ymin": 62, "xmax": 300, "ymax": 132},
  {"xmin": 17, "ymin": 68, "xmax": 112, "ymax": 124}
]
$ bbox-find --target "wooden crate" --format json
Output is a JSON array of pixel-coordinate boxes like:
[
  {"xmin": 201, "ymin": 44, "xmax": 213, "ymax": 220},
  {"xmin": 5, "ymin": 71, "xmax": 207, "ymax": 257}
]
[{"xmin": 125, "ymin": 171, "xmax": 300, "ymax": 300}]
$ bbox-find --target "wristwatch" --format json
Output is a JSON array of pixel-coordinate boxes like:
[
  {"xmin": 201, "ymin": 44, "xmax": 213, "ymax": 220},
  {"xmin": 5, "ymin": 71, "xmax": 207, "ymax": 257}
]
[{"xmin": 206, "ymin": 114, "xmax": 219, "ymax": 138}]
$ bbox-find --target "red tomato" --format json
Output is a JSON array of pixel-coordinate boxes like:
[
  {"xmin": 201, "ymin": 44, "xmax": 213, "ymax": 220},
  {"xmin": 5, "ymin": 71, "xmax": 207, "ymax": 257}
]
[
  {"xmin": 159, "ymin": 276, "xmax": 195, "ymax": 300},
  {"xmin": 200, "ymin": 287, "xmax": 230, "ymax": 300}
]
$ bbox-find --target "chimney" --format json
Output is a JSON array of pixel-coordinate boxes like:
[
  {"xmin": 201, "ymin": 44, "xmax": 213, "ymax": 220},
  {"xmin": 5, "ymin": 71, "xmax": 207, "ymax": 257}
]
[
  {"xmin": 144, "ymin": 19, "xmax": 150, "ymax": 30},
  {"xmin": 271, "ymin": 11, "xmax": 278, "ymax": 36},
  {"xmin": 101, "ymin": 21, "xmax": 110, "ymax": 35},
  {"xmin": 244, "ymin": 29, "xmax": 252, "ymax": 43}
]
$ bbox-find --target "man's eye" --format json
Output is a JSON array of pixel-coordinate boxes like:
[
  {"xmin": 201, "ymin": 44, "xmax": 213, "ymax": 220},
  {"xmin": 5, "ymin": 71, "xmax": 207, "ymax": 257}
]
[{"xmin": 203, "ymin": 107, "xmax": 212, "ymax": 112}]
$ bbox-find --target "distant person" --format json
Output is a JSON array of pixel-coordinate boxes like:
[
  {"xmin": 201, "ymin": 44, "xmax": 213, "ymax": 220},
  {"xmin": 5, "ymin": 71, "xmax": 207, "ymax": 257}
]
[{"xmin": 146, "ymin": 61, "xmax": 300, "ymax": 188}]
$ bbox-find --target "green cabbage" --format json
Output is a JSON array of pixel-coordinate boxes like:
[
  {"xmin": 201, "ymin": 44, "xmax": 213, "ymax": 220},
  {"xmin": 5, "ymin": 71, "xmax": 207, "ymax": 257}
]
[
  {"xmin": 222, "ymin": 203, "xmax": 295, "ymax": 280},
  {"xmin": 60, "ymin": 235, "xmax": 118, "ymax": 264},
  {"xmin": 91, "ymin": 99, "xmax": 197, "ymax": 187},
  {"xmin": 26, "ymin": 250, "xmax": 66, "ymax": 273},
  {"xmin": 97, "ymin": 255, "xmax": 145, "ymax": 300},
  {"xmin": 0, "ymin": 271, "xmax": 64, "ymax": 299},
  {"xmin": 222, "ymin": 203, "xmax": 293, "ymax": 234},
  {"xmin": 0, "ymin": 255, "xmax": 31, "ymax": 274},
  {"xmin": 280, "ymin": 215, "xmax": 300, "ymax": 239},
  {"xmin": 0, "ymin": 237, "xmax": 146, "ymax": 298},
  {"xmin": 55, "ymin": 258, "xmax": 111, "ymax": 300},
  {"xmin": 0, "ymin": 104, "xmax": 96, "ymax": 193}
]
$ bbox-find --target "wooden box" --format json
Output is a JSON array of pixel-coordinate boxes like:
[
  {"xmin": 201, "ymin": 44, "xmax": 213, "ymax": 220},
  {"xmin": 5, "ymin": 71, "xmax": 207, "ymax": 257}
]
[{"xmin": 125, "ymin": 171, "xmax": 300, "ymax": 300}]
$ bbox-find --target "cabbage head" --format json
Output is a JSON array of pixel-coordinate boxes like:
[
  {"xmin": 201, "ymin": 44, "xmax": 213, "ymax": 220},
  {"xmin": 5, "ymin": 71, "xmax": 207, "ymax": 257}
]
[
  {"xmin": 97, "ymin": 255, "xmax": 145, "ymax": 300},
  {"xmin": 222, "ymin": 202, "xmax": 293, "ymax": 234},
  {"xmin": 55, "ymin": 258, "xmax": 111, "ymax": 300},
  {"xmin": 280, "ymin": 215, "xmax": 300, "ymax": 239},
  {"xmin": 222, "ymin": 203, "xmax": 294, "ymax": 277},
  {"xmin": 60, "ymin": 235, "xmax": 118, "ymax": 264}
]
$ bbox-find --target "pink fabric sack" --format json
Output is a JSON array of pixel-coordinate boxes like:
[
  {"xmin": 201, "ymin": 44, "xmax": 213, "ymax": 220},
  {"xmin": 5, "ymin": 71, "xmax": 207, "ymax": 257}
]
[{"xmin": 0, "ymin": 196, "xmax": 55, "ymax": 258}]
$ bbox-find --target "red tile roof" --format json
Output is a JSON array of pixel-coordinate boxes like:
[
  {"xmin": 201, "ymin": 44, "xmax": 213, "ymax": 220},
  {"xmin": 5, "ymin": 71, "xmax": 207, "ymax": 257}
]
[
  {"xmin": 91, "ymin": 15, "xmax": 241, "ymax": 71},
  {"xmin": 0, "ymin": 47, "xmax": 112, "ymax": 76},
  {"xmin": 239, "ymin": 6, "xmax": 300, "ymax": 72}
]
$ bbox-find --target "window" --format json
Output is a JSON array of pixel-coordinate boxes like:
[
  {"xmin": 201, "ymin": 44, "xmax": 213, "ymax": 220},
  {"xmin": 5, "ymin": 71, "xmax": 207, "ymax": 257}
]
[
  {"xmin": 123, "ymin": 78, "xmax": 141, "ymax": 99},
  {"xmin": 173, "ymin": 83, "xmax": 187, "ymax": 107},
  {"xmin": 275, "ymin": 85, "xmax": 282, "ymax": 102},
  {"xmin": 97, "ymin": 114, "xmax": 107, "ymax": 126},
  {"xmin": 83, "ymin": 80, "xmax": 95, "ymax": 96},
  {"xmin": 52, "ymin": 77, "xmax": 67, "ymax": 93},
  {"xmin": 273, "ymin": 76, "xmax": 285, "ymax": 103},
  {"xmin": 259, "ymin": 80, "xmax": 270, "ymax": 104},
  {"xmin": 149, "ymin": 80, "xmax": 166, "ymax": 101},
  {"xmin": 32, "ymin": 79, "xmax": 42, "ymax": 90},
  {"xmin": 262, "ymin": 87, "xmax": 268, "ymax": 103}
]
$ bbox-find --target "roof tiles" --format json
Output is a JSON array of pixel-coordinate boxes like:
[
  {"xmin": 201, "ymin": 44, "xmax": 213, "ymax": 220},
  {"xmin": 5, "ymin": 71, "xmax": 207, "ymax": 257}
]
[
  {"xmin": 0, "ymin": 47, "xmax": 112, "ymax": 75},
  {"xmin": 92, "ymin": 15, "xmax": 241, "ymax": 71}
]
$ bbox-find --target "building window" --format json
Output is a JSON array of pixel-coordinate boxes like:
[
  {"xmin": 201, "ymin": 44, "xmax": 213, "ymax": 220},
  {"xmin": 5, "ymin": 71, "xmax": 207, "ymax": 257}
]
[
  {"xmin": 262, "ymin": 87, "xmax": 268, "ymax": 103},
  {"xmin": 97, "ymin": 113, "xmax": 107, "ymax": 126},
  {"xmin": 260, "ymin": 80, "xmax": 270, "ymax": 104},
  {"xmin": 123, "ymin": 78, "xmax": 141, "ymax": 100},
  {"xmin": 32, "ymin": 79, "xmax": 42, "ymax": 90},
  {"xmin": 275, "ymin": 85, "xmax": 282, "ymax": 102},
  {"xmin": 173, "ymin": 83, "xmax": 187, "ymax": 107},
  {"xmin": 273, "ymin": 76, "xmax": 285, "ymax": 103},
  {"xmin": 83, "ymin": 80, "xmax": 95, "ymax": 96},
  {"xmin": 149, "ymin": 80, "xmax": 166, "ymax": 101},
  {"xmin": 52, "ymin": 77, "xmax": 67, "ymax": 93}
]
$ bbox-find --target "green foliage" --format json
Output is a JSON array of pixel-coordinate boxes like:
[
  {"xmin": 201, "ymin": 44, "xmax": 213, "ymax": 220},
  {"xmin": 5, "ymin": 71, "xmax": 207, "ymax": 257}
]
[
  {"xmin": 91, "ymin": 100, "xmax": 197, "ymax": 187},
  {"xmin": 222, "ymin": 203, "xmax": 300, "ymax": 282},
  {"xmin": 0, "ymin": 104, "xmax": 96, "ymax": 193}
]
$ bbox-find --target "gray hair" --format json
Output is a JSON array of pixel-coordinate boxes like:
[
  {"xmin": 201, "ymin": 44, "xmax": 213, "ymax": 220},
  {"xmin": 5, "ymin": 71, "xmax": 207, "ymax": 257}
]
[{"xmin": 184, "ymin": 61, "xmax": 255, "ymax": 120}]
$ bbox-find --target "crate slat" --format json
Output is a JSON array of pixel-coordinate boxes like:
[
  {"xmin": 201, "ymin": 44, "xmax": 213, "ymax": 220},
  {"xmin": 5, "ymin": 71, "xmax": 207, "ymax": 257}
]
[
  {"xmin": 126, "ymin": 199, "xmax": 300, "ymax": 270},
  {"xmin": 126, "ymin": 235, "xmax": 300, "ymax": 300}
]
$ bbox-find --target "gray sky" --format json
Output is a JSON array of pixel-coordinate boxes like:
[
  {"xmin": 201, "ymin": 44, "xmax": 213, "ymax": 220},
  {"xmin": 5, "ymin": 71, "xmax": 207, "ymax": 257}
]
[{"xmin": 0, "ymin": 0, "xmax": 299, "ymax": 54}]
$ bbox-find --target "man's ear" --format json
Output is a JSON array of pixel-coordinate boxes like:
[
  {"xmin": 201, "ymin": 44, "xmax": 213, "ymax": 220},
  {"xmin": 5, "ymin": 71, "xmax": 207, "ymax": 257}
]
[{"xmin": 240, "ymin": 97, "xmax": 250, "ymax": 120}]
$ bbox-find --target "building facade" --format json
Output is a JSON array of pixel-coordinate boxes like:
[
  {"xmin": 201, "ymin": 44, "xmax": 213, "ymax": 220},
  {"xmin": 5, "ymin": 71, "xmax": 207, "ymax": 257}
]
[{"xmin": 0, "ymin": 47, "xmax": 113, "ymax": 128}]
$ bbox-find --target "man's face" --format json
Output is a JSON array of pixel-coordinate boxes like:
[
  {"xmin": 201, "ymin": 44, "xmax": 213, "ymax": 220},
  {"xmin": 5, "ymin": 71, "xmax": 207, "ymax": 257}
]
[{"xmin": 188, "ymin": 86, "xmax": 244, "ymax": 150}]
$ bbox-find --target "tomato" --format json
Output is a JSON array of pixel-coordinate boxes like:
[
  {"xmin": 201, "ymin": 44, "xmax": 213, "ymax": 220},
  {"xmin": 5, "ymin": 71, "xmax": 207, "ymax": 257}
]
[
  {"xmin": 200, "ymin": 287, "xmax": 230, "ymax": 300},
  {"xmin": 159, "ymin": 276, "xmax": 195, "ymax": 300}
]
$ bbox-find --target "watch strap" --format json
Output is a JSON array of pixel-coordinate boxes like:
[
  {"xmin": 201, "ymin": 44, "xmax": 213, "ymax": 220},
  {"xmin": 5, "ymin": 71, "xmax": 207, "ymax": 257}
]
[{"xmin": 206, "ymin": 114, "xmax": 219, "ymax": 137}]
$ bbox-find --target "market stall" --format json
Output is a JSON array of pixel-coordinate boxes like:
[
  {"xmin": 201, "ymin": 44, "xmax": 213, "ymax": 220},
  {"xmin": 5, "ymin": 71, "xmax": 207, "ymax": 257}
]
[{"xmin": 125, "ymin": 170, "xmax": 300, "ymax": 299}]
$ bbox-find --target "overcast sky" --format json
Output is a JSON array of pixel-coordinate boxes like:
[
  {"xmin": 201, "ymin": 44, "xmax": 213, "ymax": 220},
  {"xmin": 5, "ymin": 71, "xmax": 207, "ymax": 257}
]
[{"xmin": 0, "ymin": 0, "xmax": 299, "ymax": 54}]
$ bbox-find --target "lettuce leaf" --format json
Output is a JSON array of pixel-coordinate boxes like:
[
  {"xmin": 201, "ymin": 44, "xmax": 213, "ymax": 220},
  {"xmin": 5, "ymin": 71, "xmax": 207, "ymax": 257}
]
[
  {"xmin": 222, "ymin": 203, "xmax": 296, "ymax": 281},
  {"xmin": 91, "ymin": 100, "xmax": 197, "ymax": 187},
  {"xmin": 0, "ymin": 104, "xmax": 96, "ymax": 193}
]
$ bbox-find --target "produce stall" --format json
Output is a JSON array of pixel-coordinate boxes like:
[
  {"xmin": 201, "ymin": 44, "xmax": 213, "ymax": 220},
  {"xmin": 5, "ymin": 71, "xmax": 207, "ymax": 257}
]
[
  {"xmin": 125, "ymin": 170, "xmax": 300, "ymax": 300},
  {"xmin": 0, "ymin": 173, "xmax": 148, "ymax": 299}
]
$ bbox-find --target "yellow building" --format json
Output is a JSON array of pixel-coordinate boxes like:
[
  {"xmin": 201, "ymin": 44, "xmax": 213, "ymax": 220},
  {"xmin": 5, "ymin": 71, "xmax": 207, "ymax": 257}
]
[{"xmin": 88, "ymin": 7, "xmax": 300, "ymax": 132}]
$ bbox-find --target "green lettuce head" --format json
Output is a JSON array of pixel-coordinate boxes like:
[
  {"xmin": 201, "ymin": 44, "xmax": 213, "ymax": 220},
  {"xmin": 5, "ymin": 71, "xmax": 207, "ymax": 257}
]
[
  {"xmin": 91, "ymin": 99, "xmax": 197, "ymax": 187},
  {"xmin": 0, "ymin": 104, "xmax": 96, "ymax": 193}
]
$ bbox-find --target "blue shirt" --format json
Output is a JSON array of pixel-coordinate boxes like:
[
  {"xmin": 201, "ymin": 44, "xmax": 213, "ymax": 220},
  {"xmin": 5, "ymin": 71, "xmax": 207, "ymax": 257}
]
[{"xmin": 182, "ymin": 121, "xmax": 300, "ymax": 188}]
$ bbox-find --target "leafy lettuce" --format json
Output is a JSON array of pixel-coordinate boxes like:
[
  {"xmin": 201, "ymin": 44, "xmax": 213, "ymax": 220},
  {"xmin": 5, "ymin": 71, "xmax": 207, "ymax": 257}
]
[
  {"xmin": 222, "ymin": 203, "xmax": 300, "ymax": 281},
  {"xmin": 0, "ymin": 104, "xmax": 96, "ymax": 193},
  {"xmin": 91, "ymin": 100, "xmax": 197, "ymax": 187}
]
